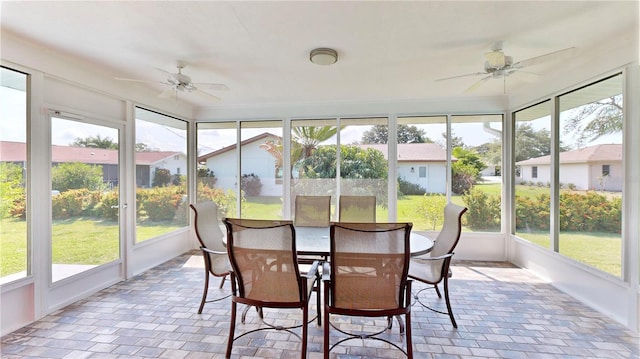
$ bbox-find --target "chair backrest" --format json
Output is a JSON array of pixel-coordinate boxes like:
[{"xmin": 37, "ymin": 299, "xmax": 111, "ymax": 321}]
[
  {"xmin": 190, "ymin": 201, "xmax": 226, "ymax": 252},
  {"xmin": 294, "ymin": 195, "xmax": 331, "ymax": 227},
  {"xmin": 223, "ymin": 218, "xmax": 303, "ymax": 302},
  {"xmin": 329, "ymin": 222, "xmax": 412, "ymax": 310},
  {"xmin": 430, "ymin": 202, "xmax": 468, "ymax": 258},
  {"xmin": 339, "ymin": 195, "xmax": 376, "ymax": 223}
]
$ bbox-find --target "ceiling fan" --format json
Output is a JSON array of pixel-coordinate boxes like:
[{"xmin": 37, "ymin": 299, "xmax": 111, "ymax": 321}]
[
  {"xmin": 115, "ymin": 61, "xmax": 229, "ymax": 101},
  {"xmin": 437, "ymin": 41, "xmax": 576, "ymax": 93}
]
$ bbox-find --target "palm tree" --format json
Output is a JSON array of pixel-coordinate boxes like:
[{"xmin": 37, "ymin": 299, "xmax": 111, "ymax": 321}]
[{"xmin": 292, "ymin": 126, "xmax": 338, "ymax": 158}]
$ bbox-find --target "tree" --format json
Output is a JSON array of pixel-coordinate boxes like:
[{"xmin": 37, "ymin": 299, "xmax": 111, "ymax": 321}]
[
  {"xmin": 292, "ymin": 126, "xmax": 338, "ymax": 158},
  {"xmin": 451, "ymin": 147, "xmax": 486, "ymax": 194},
  {"xmin": 562, "ymin": 95, "xmax": 623, "ymax": 147},
  {"xmin": 70, "ymin": 135, "xmax": 118, "ymax": 149},
  {"xmin": 152, "ymin": 168, "xmax": 172, "ymax": 187},
  {"xmin": 0, "ymin": 162, "xmax": 25, "ymax": 218},
  {"xmin": 135, "ymin": 142, "xmax": 153, "ymax": 152},
  {"xmin": 298, "ymin": 145, "xmax": 387, "ymax": 179},
  {"xmin": 361, "ymin": 124, "xmax": 430, "ymax": 144},
  {"xmin": 51, "ymin": 162, "xmax": 105, "ymax": 192}
]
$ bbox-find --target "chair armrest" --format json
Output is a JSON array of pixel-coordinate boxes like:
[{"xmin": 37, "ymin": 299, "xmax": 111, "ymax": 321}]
[
  {"xmin": 200, "ymin": 246, "xmax": 227, "ymax": 256},
  {"xmin": 322, "ymin": 261, "xmax": 331, "ymax": 282},
  {"xmin": 415, "ymin": 253, "xmax": 454, "ymax": 261},
  {"xmin": 301, "ymin": 260, "xmax": 320, "ymax": 279}
]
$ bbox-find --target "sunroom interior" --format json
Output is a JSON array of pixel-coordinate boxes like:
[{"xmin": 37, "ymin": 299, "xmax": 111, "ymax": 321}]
[{"xmin": 1, "ymin": 1, "xmax": 639, "ymax": 337}]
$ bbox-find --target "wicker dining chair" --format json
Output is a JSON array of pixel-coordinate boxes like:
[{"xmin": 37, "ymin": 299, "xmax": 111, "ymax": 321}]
[
  {"xmin": 408, "ymin": 202, "xmax": 467, "ymax": 328},
  {"xmin": 323, "ymin": 222, "xmax": 414, "ymax": 358},
  {"xmin": 189, "ymin": 201, "xmax": 231, "ymax": 314},
  {"xmin": 223, "ymin": 218, "xmax": 320, "ymax": 359}
]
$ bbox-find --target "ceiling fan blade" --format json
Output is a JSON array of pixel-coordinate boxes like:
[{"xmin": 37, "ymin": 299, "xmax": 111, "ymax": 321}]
[
  {"xmin": 114, "ymin": 77, "xmax": 160, "ymax": 84},
  {"xmin": 436, "ymin": 72, "xmax": 487, "ymax": 81},
  {"xmin": 513, "ymin": 47, "xmax": 576, "ymax": 68},
  {"xmin": 192, "ymin": 82, "xmax": 229, "ymax": 91},
  {"xmin": 464, "ymin": 75, "xmax": 492, "ymax": 93}
]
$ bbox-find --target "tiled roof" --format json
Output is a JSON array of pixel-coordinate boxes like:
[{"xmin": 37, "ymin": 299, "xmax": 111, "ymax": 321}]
[
  {"xmin": 0, "ymin": 141, "xmax": 182, "ymax": 165},
  {"xmin": 516, "ymin": 144, "xmax": 622, "ymax": 165},
  {"xmin": 198, "ymin": 132, "xmax": 280, "ymax": 161}
]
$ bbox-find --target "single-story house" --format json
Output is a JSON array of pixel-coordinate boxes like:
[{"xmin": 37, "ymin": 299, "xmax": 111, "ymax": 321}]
[
  {"xmin": 516, "ymin": 143, "xmax": 622, "ymax": 191},
  {"xmin": 0, "ymin": 141, "xmax": 186, "ymax": 188},
  {"xmin": 199, "ymin": 133, "xmax": 452, "ymax": 195}
]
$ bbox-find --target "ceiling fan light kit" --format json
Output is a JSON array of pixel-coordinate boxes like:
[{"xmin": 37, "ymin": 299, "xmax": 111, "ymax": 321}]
[
  {"xmin": 437, "ymin": 41, "xmax": 576, "ymax": 93},
  {"xmin": 310, "ymin": 47, "xmax": 338, "ymax": 65},
  {"xmin": 115, "ymin": 62, "xmax": 228, "ymax": 101}
]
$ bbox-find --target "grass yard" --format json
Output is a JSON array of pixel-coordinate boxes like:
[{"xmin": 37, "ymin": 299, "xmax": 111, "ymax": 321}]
[
  {"xmin": 0, "ymin": 188, "xmax": 623, "ymax": 278},
  {"xmin": 517, "ymin": 231, "xmax": 622, "ymax": 276}
]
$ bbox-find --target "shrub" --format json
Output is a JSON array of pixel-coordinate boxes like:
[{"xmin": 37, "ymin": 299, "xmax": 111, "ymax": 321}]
[
  {"xmin": 451, "ymin": 162, "xmax": 477, "ymax": 195},
  {"xmin": 98, "ymin": 190, "xmax": 119, "ymax": 221},
  {"xmin": 462, "ymin": 187, "xmax": 500, "ymax": 230},
  {"xmin": 398, "ymin": 177, "xmax": 426, "ymax": 196},
  {"xmin": 515, "ymin": 193, "xmax": 550, "ymax": 231},
  {"xmin": 197, "ymin": 183, "xmax": 239, "ymax": 217},
  {"xmin": 142, "ymin": 186, "xmax": 183, "ymax": 222},
  {"xmin": 241, "ymin": 173, "xmax": 262, "ymax": 196},
  {"xmin": 152, "ymin": 168, "xmax": 172, "ymax": 187},
  {"xmin": 52, "ymin": 162, "xmax": 105, "ymax": 192},
  {"xmin": 52, "ymin": 188, "xmax": 99, "ymax": 219},
  {"xmin": 0, "ymin": 162, "xmax": 25, "ymax": 219},
  {"xmin": 415, "ymin": 193, "xmax": 447, "ymax": 230}
]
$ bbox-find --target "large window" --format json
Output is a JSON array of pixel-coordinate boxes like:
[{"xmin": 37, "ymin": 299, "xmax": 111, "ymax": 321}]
[
  {"xmin": 290, "ymin": 118, "xmax": 338, "ymax": 219},
  {"xmin": 135, "ymin": 108, "xmax": 188, "ymax": 242},
  {"xmin": 50, "ymin": 117, "xmax": 121, "ymax": 281},
  {"xmin": 196, "ymin": 122, "xmax": 237, "ymax": 218},
  {"xmin": 0, "ymin": 67, "xmax": 28, "ymax": 284},
  {"xmin": 240, "ymin": 120, "xmax": 283, "ymax": 219},
  {"xmin": 340, "ymin": 117, "xmax": 388, "ymax": 221},
  {"xmin": 514, "ymin": 100, "xmax": 552, "ymax": 248},
  {"xmin": 557, "ymin": 74, "xmax": 623, "ymax": 276},
  {"xmin": 451, "ymin": 115, "xmax": 503, "ymax": 233},
  {"xmin": 395, "ymin": 116, "xmax": 448, "ymax": 233}
]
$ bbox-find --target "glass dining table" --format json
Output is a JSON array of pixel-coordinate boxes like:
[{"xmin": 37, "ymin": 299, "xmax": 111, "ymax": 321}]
[{"xmin": 295, "ymin": 226, "xmax": 434, "ymax": 257}]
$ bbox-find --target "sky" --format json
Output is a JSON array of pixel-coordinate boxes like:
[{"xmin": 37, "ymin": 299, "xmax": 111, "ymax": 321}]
[{"xmin": 2, "ymin": 84, "xmax": 621, "ymax": 155}]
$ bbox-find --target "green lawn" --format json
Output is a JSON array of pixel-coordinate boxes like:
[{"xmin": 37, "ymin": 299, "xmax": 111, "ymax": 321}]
[{"xmin": 1, "ymin": 189, "xmax": 623, "ymax": 278}]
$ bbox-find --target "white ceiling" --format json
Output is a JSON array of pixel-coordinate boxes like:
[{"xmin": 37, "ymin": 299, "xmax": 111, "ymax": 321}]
[{"xmin": 1, "ymin": 1, "xmax": 638, "ymax": 109}]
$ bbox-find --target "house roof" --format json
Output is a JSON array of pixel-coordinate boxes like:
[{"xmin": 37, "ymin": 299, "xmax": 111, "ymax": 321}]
[
  {"xmin": 516, "ymin": 144, "xmax": 622, "ymax": 166},
  {"xmin": 0, "ymin": 141, "xmax": 182, "ymax": 165},
  {"xmin": 198, "ymin": 132, "xmax": 280, "ymax": 162}
]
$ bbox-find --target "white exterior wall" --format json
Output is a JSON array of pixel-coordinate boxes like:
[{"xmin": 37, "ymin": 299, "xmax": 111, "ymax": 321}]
[
  {"xmin": 205, "ymin": 135, "xmax": 282, "ymax": 197},
  {"xmin": 589, "ymin": 162, "xmax": 623, "ymax": 192},
  {"xmin": 150, "ymin": 154, "xmax": 187, "ymax": 179},
  {"xmin": 560, "ymin": 163, "xmax": 589, "ymax": 190},
  {"xmin": 206, "ymin": 150, "xmax": 237, "ymax": 192},
  {"xmin": 397, "ymin": 162, "xmax": 447, "ymax": 194}
]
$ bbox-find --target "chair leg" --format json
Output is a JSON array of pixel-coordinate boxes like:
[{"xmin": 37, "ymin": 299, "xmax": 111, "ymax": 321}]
[
  {"xmin": 316, "ymin": 271, "xmax": 322, "ymax": 326},
  {"xmin": 405, "ymin": 312, "xmax": 413, "ymax": 358},
  {"xmin": 226, "ymin": 300, "xmax": 237, "ymax": 358},
  {"xmin": 433, "ymin": 284, "xmax": 442, "ymax": 298},
  {"xmin": 443, "ymin": 277, "xmax": 457, "ymax": 328},
  {"xmin": 323, "ymin": 289, "xmax": 330, "ymax": 359},
  {"xmin": 301, "ymin": 304, "xmax": 309, "ymax": 359},
  {"xmin": 219, "ymin": 275, "xmax": 227, "ymax": 289},
  {"xmin": 198, "ymin": 271, "xmax": 210, "ymax": 314}
]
